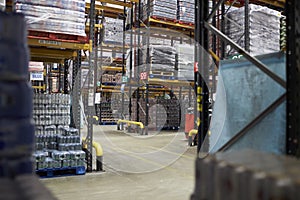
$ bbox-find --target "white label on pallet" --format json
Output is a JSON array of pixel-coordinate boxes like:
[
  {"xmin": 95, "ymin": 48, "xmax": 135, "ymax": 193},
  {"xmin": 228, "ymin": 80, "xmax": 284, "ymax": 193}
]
[
  {"xmin": 88, "ymin": 92, "xmax": 94, "ymax": 107},
  {"xmin": 95, "ymin": 93, "xmax": 101, "ymax": 104},
  {"xmin": 30, "ymin": 72, "xmax": 44, "ymax": 81}
]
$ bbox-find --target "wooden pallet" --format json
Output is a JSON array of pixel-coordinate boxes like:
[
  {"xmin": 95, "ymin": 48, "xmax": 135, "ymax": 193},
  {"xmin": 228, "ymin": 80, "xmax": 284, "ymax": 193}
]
[
  {"xmin": 149, "ymin": 71, "xmax": 176, "ymax": 80},
  {"xmin": 36, "ymin": 166, "xmax": 86, "ymax": 178},
  {"xmin": 150, "ymin": 71, "xmax": 174, "ymax": 76},
  {"xmin": 178, "ymin": 20, "xmax": 194, "ymax": 27},
  {"xmin": 150, "ymin": 16, "xmax": 178, "ymax": 23},
  {"xmin": 28, "ymin": 30, "xmax": 88, "ymax": 44},
  {"xmin": 100, "ymin": 121, "xmax": 117, "ymax": 125},
  {"xmin": 159, "ymin": 126, "xmax": 180, "ymax": 131}
]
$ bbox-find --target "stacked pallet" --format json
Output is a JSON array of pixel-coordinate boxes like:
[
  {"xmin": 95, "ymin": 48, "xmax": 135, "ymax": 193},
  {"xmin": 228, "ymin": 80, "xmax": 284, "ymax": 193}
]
[
  {"xmin": 32, "ymin": 94, "xmax": 86, "ymax": 176},
  {"xmin": 34, "ymin": 127, "xmax": 86, "ymax": 175},
  {"xmin": 98, "ymin": 102, "xmax": 116, "ymax": 124},
  {"xmin": 175, "ymin": 44, "xmax": 194, "ymax": 80},
  {"xmin": 15, "ymin": 0, "xmax": 86, "ymax": 36},
  {"xmin": 177, "ymin": 0, "xmax": 194, "ymax": 24},
  {"xmin": 101, "ymin": 73, "xmax": 123, "ymax": 84},
  {"xmin": 226, "ymin": 4, "xmax": 281, "ymax": 56},
  {"xmin": 131, "ymin": 97, "xmax": 180, "ymax": 130},
  {"xmin": 141, "ymin": 44, "xmax": 176, "ymax": 75},
  {"xmin": 143, "ymin": 0, "xmax": 177, "ymax": 20},
  {"xmin": 157, "ymin": 98, "xmax": 180, "ymax": 129},
  {"xmin": 33, "ymin": 94, "xmax": 71, "ymax": 128},
  {"xmin": 104, "ymin": 17, "xmax": 124, "ymax": 44}
]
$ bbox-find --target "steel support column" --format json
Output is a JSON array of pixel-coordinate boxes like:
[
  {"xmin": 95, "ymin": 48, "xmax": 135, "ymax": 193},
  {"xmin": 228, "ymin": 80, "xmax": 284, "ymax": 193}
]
[
  {"xmin": 195, "ymin": 0, "xmax": 210, "ymax": 153},
  {"xmin": 86, "ymin": 0, "xmax": 96, "ymax": 172},
  {"xmin": 129, "ymin": 4, "xmax": 134, "ymax": 132},
  {"xmin": 286, "ymin": 0, "xmax": 300, "ymax": 157},
  {"xmin": 136, "ymin": 0, "xmax": 142, "ymax": 124},
  {"xmin": 71, "ymin": 51, "xmax": 82, "ymax": 133},
  {"xmin": 64, "ymin": 59, "xmax": 69, "ymax": 94},
  {"xmin": 144, "ymin": 0, "xmax": 151, "ymax": 135},
  {"xmin": 220, "ymin": 3, "xmax": 226, "ymax": 59},
  {"xmin": 120, "ymin": 1, "xmax": 127, "ymax": 130}
]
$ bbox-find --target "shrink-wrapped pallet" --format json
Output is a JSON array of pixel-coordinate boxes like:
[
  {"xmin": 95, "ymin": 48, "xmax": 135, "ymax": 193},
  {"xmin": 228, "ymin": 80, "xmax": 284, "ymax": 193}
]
[
  {"xmin": 142, "ymin": 0, "xmax": 177, "ymax": 20},
  {"xmin": 225, "ymin": 4, "xmax": 281, "ymax": 56},
  {"xmin": 15, "ymin": 0, "xmax": 86, "ymax": 36},
  {"xmin": 177, "ymin": 1, "xmax": 194, "ymax": 24}
]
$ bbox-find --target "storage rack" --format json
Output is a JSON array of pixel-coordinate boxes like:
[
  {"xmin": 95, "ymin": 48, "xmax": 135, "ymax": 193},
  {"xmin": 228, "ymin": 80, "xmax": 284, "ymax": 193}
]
[
  {"xmin": 123, "ymin": 0, "xmax": 197, "ymax": 135},
  {"xmin": 194, "ymin": 0, "xmax": 298, "ymax": 156},
  {"xmin": 84, "ymin": 0, "xmax": 139, "ymax": 171}
]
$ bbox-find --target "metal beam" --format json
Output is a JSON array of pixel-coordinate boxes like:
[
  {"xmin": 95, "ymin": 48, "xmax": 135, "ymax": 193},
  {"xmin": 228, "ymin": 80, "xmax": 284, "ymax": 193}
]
[
  {"xmin": 86, "ymin": 0, "xmax": 96, "ymax": 173},
  {"xmin": 30, "ymin": 57, "xmax": 64, "ymax": 64},
  {"xmin": 86, "ymin": 3, "xmax": 125, "ymax": 14},
  {"xmin": 205, "ymin": 22, "xmax": 286, "ymax": 88},
  {"xmin": 96, "ymin": 0, "xmax": 133, "ymax": 7},
  {"xmin": 255, "ymin": 0, "xmax": 285, "ymax": 8},
  {"xmin": 28, "ymin": 38, "xmax": 89, "ymax": 50},
  {"xmin": 217, "ymin": 93, "xmax": 286, "ymax": 152},
  {"xmin": 148, "ymin": 17, "xmax": 194, "ymax": 31},
  {"xmin": 30, "ymin": 47, "xmax": 76, "ymax": 60}
]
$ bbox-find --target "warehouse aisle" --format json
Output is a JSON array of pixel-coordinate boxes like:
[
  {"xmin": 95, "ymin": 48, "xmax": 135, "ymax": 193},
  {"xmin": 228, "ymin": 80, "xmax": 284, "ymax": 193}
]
[{"xmin": 42, "ymin": 126, "xmax": 197, "ymax": 200}]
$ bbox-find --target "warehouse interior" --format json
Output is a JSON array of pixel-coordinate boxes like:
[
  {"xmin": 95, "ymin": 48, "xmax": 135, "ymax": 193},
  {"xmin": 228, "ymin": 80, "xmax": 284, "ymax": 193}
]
[{"xmin": 1, "ymin": 0, "xmax": 300, "ymax": 199}]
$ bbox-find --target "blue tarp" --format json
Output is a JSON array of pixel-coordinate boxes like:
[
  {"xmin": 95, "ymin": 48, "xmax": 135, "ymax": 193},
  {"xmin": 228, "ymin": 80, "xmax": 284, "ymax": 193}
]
[{"xmin": 207, "ymin": 52, "xmax": 286, "ymax": 154}]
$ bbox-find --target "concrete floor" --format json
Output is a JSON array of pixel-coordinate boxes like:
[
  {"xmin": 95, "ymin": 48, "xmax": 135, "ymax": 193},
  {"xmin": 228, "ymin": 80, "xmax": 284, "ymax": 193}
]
[{"xmin": 41, "ymin": 125, "xmax": 197, "ymax": 200}]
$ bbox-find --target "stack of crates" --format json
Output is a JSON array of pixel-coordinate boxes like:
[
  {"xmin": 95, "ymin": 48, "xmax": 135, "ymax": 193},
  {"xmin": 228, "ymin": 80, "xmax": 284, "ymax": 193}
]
[{"xmin": 0, "ymin": 12, "xmax": 35, "ymax": 177}]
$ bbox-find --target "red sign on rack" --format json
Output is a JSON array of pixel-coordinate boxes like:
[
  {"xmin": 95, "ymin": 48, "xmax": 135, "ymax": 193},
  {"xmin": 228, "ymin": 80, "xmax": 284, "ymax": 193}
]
[
  {"xmin": 140, "ymin": 72, "xmax": 148, "ymax": 80},
  {"xmin": 194, "ymin": 62, "xmax": 198, "ymax": 72}
]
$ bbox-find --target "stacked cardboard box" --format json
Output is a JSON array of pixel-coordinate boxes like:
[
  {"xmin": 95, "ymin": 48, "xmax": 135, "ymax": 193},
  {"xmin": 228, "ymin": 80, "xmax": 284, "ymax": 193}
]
[
  {"xmin": 177, "ymin": 0, "xmax": 194, "ymax": 24},
  {"xmin": 225, "ymin": 4, "xmax": 281, "ymax": 56},
  {"xmin": 15, "ymin": 0, "xmax": 86, "ymax": 36}
]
